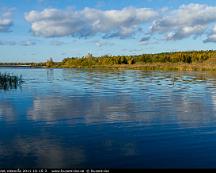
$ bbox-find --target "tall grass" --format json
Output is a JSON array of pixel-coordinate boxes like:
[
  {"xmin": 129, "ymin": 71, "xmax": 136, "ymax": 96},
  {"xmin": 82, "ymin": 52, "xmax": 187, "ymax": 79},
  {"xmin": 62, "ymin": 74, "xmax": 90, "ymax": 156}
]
[{"xmin": 0, "ymin": 73, "xmax": 23, "ymax": 90}]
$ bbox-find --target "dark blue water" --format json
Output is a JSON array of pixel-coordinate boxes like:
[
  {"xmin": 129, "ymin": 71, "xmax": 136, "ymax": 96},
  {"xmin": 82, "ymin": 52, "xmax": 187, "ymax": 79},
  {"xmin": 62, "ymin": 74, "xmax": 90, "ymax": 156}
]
[{"xmin": 1, "ymin": 68, "xmax": 216, "ymax": 168}]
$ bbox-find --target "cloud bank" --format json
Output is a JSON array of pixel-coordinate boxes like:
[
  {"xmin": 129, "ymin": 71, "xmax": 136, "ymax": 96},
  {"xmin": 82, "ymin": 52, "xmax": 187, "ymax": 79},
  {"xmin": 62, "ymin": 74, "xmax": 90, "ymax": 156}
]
[
  {"xmin": 24, "ymin": 3, "xmax": 216, "ymax": 43},
  {"xmin": 25, "ymin": 7, "xmax": 158, "ymax": 38},
  {"xmin": 150, "ymin": 3, "xmax": 216, "ymax": 41}
]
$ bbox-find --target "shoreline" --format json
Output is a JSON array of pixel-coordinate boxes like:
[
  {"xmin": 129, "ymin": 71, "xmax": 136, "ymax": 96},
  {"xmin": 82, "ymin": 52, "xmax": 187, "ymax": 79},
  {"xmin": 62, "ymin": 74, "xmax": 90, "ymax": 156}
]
[
  {"xmin": 2, "ymin": 63, "xmax": 216, "ymax": 71},
  {"xmin": 2, "ymin": 50, "xmax": 216, "ymax": 71},
  {"xmin": 55, "ymin": 63, "xmax": 216, "ymax": 71}
]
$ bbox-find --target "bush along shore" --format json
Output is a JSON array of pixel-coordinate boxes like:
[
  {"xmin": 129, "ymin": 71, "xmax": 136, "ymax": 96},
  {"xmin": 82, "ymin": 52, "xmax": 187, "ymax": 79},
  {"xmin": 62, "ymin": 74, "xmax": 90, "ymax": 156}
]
[
  {"xmin": 43, "ymin": 50, "xmax": 216, "ymax": 71},
  {"xmin": 0, "ymin": 73, "xmax": 23, "ymax": 90}
]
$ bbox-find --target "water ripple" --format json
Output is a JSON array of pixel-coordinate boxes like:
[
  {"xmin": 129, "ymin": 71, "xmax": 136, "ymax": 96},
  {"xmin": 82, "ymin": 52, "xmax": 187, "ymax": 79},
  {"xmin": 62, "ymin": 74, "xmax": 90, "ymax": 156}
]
[{"xmin": 1, "ymin": 68, "xmax": 216, "ymax": 168}]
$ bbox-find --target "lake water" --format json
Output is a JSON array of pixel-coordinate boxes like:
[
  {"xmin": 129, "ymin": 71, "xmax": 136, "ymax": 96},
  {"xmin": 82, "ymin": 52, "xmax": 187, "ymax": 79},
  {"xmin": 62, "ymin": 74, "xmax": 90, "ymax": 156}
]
[{"xmin": 1, "ymin": 68, "xmax": 216, "ymax": 168}]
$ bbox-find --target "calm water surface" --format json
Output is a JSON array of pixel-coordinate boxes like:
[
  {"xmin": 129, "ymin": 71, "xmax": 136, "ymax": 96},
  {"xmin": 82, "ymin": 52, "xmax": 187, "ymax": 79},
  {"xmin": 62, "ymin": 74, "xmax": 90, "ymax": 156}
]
[{"xmin": 1, "ymin": 68, "xmax": 216, "ymax": 168}]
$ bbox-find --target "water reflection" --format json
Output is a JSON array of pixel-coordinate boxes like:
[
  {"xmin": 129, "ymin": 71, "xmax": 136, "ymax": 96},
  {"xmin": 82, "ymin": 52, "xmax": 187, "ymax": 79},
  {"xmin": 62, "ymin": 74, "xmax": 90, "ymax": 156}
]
[
  {"xmin": 47, "ymin": 69, "xmax": 54, "ymax": 81},
  {"xmin": 2, "ymin": 68, "xmax": 216, "ymax": 168},
  {"xmin": 26, "ymin": 70, "xmax": 216, "ymax": 127},
  {"xmin": 28, "ymin": 95, "xmax": 137, "ymax": 124},
  {"xmin": 0, "ymin": 136, "xmax": 86, "ymax": 168},
  {"xmin": 0, "ymin": 102, "xmax": 16, "ymax": 121},
  {"xmin": 26, "ymin": 91, "xmax": 216, "ymax": 127}
]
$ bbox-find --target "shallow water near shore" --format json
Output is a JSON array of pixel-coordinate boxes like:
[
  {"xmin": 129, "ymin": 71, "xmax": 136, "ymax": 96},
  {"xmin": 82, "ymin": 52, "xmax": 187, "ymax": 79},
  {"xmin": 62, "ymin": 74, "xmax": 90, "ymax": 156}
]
[{"xmin": 1, "ymin": 68, "xmax": 216, "ymax": 168}]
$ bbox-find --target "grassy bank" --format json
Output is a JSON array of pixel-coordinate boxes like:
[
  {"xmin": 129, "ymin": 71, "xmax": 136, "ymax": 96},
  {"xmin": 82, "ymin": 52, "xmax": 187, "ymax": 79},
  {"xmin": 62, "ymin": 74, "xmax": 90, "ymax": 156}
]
[
  {"xmin": 57, "ymin": 63, "xmax": 216, "ymax": 71},
  {"xmin": 99, "ymin": 62, "xmax": 216, "ymax": 71}
]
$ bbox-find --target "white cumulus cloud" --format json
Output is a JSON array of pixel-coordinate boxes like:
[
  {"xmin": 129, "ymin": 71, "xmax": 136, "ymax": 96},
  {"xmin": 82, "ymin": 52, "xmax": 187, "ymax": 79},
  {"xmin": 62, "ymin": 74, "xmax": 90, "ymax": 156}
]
[
  {"xmin": 150, "ymin": 3, "xmax": 216, "ymax": 41},
  {"xmin": 24, "ymin": 3, "xmax": 216, "ymax": 43},
  {"xmin": 25, "ymin": 7, "xmax": 158, "ymax": 38}
]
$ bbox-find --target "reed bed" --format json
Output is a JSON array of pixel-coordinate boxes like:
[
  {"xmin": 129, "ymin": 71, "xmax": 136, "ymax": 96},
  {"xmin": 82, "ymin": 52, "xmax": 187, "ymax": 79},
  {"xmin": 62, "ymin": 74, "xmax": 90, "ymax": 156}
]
[{"xmin": 0, "ymin": 73, "xmax": 23, "ymax": 90}]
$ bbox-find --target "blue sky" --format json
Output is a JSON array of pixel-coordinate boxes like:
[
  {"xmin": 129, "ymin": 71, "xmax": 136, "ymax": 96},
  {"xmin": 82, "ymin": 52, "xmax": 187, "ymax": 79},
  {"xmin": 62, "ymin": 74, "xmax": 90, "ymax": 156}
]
[{"xmin": 1, "ymin": 0, "xmax": 216, "ymax": 62}]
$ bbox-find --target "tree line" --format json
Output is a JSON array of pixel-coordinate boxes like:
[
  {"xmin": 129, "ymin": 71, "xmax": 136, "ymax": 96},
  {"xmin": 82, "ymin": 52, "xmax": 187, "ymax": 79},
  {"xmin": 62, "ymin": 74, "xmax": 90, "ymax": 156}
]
[
  {"xmin": 56, "ymin": 50, "xmax": 216, "ymax": 67},
  {"xmin": 1, "ymin": 50, "xmax": 216, "ymax": 68}
]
